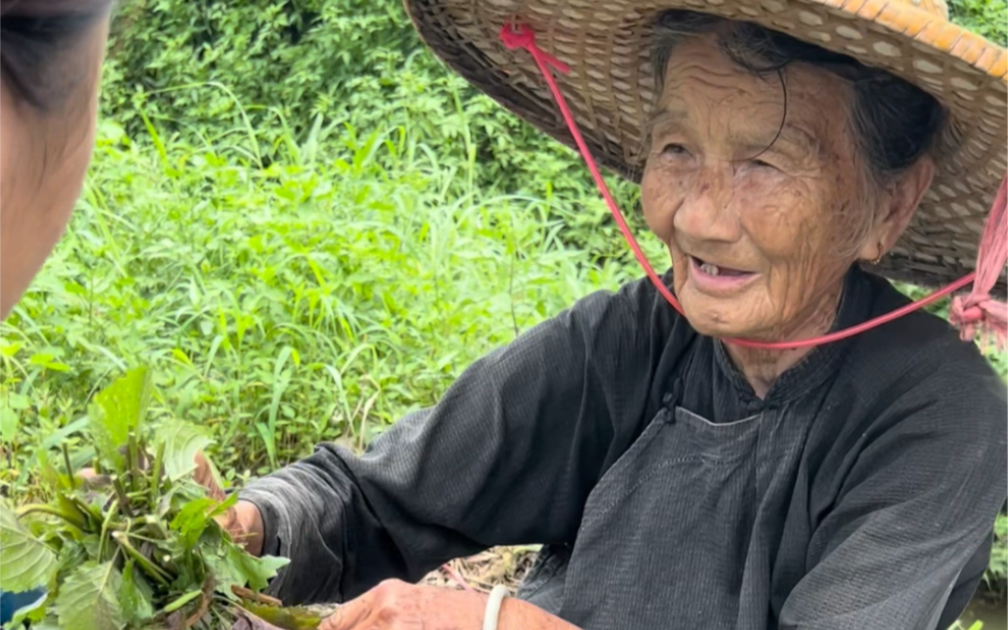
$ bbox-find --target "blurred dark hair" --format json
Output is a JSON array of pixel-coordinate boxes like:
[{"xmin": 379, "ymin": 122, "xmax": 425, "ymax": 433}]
[
  {"xmin": 652, "ymin": 9, "xmax": 948, "ymax": 187},
  {"xmin": 1, "ymin": 0, "xmax": 114, "ymax": 111}
]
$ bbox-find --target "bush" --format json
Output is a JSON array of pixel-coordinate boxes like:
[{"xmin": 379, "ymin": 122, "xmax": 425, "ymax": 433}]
[
  {"xmin": 102, "ymin": 0, "xmax": 601, "ymax": 198},
  {"xmin": 101, "ymin": 0, "xmax": 1007, "ymax": 261},
  {"xmin": 101, "ymin": 0, "xmax": 1006, "ymax": 266},
  {"xmin": 103, "ymin": 0, "xmax": 1008, "ymax": 142},
  {"xmin": 948, "ymin": 0, "xmax": 1008, "ymax": 45}
]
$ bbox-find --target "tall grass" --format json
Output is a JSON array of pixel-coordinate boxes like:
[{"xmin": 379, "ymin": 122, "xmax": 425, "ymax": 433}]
[{"xmin": 0, "ymin": 112, "xmax": 663, "ymax": 486}]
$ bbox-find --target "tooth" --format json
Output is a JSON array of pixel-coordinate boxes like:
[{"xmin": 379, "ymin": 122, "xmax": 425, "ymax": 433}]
[{"xmin": 702, "ymin": 263, "xmax": 720, "ymax": 276}]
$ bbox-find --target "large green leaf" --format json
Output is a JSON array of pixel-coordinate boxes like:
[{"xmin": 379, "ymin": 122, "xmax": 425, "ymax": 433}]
[
  {"xmin": 238, "ymin": 604, "xmax": 323, "ymax": 630},
  {"xmin": 227, "ymin": 546, "xmax": 290, "ymax": 592},
  {"xmin": 169, "ymin": 496, "xmax": 217, "ymax": 549},
  {"xmin": 206, "ymin": 543, "xmax": 289, "ymax": 598},
  {"xmin": 118, "ymin": 560, "xmax": 155, "ymax": 626},
  {"xmin": 0, "ymin": 501, "xmax": 57, "ymax": 593},
  {"xmin": 55, "ymin": 561, "xmax": 125, "ymax": 630},
  {"xmin": 155, "ymin": 421, "xmax": 211, "ymax": 481},
  {"xmin": 205, "ymin": 546, "xmax": 242, "ymax": 600},
  {"xmin": 88, "ymin": 367, "xmax": 152, "ymax": 469}
]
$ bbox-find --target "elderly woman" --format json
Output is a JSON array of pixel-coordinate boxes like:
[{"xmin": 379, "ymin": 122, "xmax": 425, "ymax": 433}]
[
  {"xmin": 0, "ymin": 0, "xmax": 1004, "ymax": 629},
  {"xmin": 223, "ymin": 1, "xmax": 1007, "ymax": 630}
]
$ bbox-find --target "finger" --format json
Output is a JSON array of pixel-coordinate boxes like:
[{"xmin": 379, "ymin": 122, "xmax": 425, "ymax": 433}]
[
  {"xmin": 193, "ymin": 451, "xmax": 226, "ymax": 500},
  {"xmin": 77, "ymin": 469, "xmax": 112, "ymax": 490},
  {"xmin": 208, "ymin": 500, "xmax": 265, "ymax": 556},
  {"xmin": 318, "ymin": 592, "xmax": 376, "ymax": 630}
]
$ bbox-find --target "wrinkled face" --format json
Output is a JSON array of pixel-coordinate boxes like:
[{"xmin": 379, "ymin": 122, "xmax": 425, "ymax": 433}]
[
  {"xmin": 0, "ymin": 12, "xmax": 110, "ymax": 320},
  {"xmin": 642, "ymin": 34, "xmax": 873, "ymax": 340}
]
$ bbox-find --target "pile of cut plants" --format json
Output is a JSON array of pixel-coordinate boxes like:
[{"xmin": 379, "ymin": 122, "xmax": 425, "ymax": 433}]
[{"xmin": 0, "ymin": 368, "xmax": 321, "ymax": 630}]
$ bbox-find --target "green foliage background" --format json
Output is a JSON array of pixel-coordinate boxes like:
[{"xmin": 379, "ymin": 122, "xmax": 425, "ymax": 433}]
[
  {"xmin": 102, "ymin": 0, "xmax": 616, "ymax": 201},
  {"xmin": 1, "ymin": 0, "xmax": 1006, "ymax": 613}
]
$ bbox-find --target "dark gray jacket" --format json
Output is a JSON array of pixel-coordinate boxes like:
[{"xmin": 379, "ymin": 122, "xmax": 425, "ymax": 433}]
[{"xmin": 241, "ymin": 268, "xmax": 1007, "ymax": 630}]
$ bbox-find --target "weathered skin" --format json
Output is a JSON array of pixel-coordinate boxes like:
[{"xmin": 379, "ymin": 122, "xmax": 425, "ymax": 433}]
[{"xmin": 642, "ymin": 34, "xmax": 934, "ymax": 396}]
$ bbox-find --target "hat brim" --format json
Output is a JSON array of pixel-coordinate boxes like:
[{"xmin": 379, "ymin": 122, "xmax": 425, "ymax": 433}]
[{"xmin": 406, "ymin": 0, "xmax": 1007, "ymax": 291}]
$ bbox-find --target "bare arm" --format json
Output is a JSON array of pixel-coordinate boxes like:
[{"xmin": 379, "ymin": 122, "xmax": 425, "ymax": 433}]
[
  {"xmin": 317, "ymin": 579, "xmax": 581, "ymax": 630},
  {"xmin": 499, "ymin": 597, "xmax": 582, "ymax": 630}
]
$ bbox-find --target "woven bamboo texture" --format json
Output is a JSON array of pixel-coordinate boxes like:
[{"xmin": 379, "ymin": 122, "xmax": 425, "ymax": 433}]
[{"xmin": 406, "ymin": 0, "xmax": 1008, "ymax": 290}]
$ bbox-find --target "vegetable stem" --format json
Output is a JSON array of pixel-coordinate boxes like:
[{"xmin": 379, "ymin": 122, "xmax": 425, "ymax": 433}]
[
  {"xmin": 98, "ymin": 499, "xmax": 119, "ymax": 562},
  {"xmin": 111, "ymin": 530, "xmax": 172, "ymax": 586},
  {"xmin": 62, "ymin": 444, "xmax": 76, "ymax": 490},
  {"xmin": 112, "ymin": 475, "xmax": 135, "ymax": 517},
  {"xmin": 16, "ymin": 503, "xmax": 79, "ymax": 523}
]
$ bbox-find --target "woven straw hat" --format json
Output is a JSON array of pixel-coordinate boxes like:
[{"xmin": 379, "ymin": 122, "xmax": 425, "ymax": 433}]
[{"xmin": 405, "ymin": 0, "xmax": 1007, "ymax": 289}]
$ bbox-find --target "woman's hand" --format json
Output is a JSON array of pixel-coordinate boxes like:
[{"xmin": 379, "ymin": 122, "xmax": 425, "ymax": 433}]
[
  {"xmin": 81, "ymin": 451, "xmax": 266, "ymax": 556},
  {"xmin": 215, "ymin": 498, "xmax": 265, "ymax": 556},
  {"xmin": 193, "ymin": 451, "xmax": 266, "ymax": 556},
  {"xmin": 319, "ymin": 580, "xmax": 583, "ymax": 630},
  {"xmin": 319, "ymin": 580, "xmax": 485, "ymax": 630}
]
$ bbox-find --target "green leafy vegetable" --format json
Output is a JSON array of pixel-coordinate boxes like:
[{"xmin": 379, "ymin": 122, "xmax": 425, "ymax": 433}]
[
  {"xmin": 239, "ymin": 604, "xmax": 323, "ymax": 630},
  {"xmin": 225, "ymin": 548, "xmax": 290, "ymax": 593},
  {"xmin": 171, "ymin": 496, "xmax": 220, "ymax": 549},
  {"xmin": 0, "ymin": 500, "xmax": 57, "ymax": 593},
  {"xmin": 88, "ymin": 367, "xmax": 151, "ymax": 469},
  {"xmin": 157, "ymin": 421, "xmax": 212, "ymax": 481},
  {"xmin": 55, "ymin": 561, "xmax": 125, "ymax": 630},
  {"xmin": 2, "ymin": 369, "xmax": 292, "ymax": 629},
  {"xmin": 118, "ymin": 561, "xmax": 155, "ymax": 626}
]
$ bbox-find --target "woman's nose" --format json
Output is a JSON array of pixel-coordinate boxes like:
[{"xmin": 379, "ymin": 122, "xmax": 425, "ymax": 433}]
[{"xmin": 673, "ymin": 166, "xmax": 741, "ymax": 244}]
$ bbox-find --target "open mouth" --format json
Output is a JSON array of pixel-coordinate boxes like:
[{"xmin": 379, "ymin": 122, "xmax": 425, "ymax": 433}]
[
  {"xmin": 687, "ymin": 255, "xmax": 758, "ymax": 295},
  {"xmin": 690, "ymin": 256, "xmax": 752, "ymax": 278}
]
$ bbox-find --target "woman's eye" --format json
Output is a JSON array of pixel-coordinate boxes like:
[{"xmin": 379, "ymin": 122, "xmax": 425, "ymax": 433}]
[
  {"xmin": 662, "ymin": 143, "xmax": 690, "ymax": 157},
  {"xmin": 750, "ymin": 158, "xmax": 777, "ymax": 170}
]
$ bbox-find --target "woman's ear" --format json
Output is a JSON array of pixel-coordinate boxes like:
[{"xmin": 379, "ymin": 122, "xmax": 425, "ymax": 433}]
[{"xmin": 858, "ymin": 156, "xmax": 936, "ymax": 262}]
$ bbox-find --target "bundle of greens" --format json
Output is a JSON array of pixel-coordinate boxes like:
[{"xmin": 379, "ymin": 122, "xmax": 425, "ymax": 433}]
[{"xmin": 0, "ymin": 368, "xmax": 313, "ymax": 630}]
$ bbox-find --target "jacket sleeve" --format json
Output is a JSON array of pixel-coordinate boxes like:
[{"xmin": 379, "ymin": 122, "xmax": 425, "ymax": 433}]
[
  {"xmin": 237, "ymin": 281, "xmax": 666, "ymax": 605},
  {"xmin": 779, "ymin": 363, "xmax": 1007, "ymax": 630}
]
